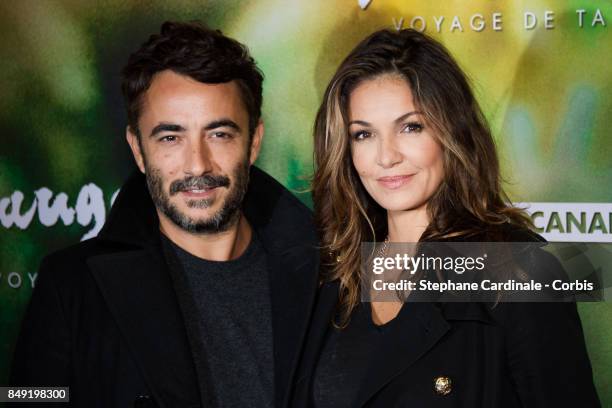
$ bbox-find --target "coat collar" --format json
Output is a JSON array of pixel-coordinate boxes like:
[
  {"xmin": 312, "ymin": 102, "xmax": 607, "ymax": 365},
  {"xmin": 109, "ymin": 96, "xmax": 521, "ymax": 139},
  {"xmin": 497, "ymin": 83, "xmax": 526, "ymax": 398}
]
[
  {"xmin": 352, "ymin": 301, "xmax": 493, "ymax": 406},
  {"xmin": 91, "ymin": 166, "xmax": 319, "ymax": 408},
  {"xmin": 352, "ymin": 301, "xmax": 451, "ymax": 406},
  {"xmin": 96, "ymin": 169, "xmax": 158, "ymax": 247}
]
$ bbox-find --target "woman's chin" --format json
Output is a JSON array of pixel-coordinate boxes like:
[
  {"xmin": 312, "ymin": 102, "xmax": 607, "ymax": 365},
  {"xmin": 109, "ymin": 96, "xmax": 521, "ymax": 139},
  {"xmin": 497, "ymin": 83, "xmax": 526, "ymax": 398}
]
[
  {"xmin": 378, "ymin": 202, "xmax": 420, "ymax": 213},
  {"xmin": 370, "ymin": 195, "xmax": 429, "ymax": 213}
]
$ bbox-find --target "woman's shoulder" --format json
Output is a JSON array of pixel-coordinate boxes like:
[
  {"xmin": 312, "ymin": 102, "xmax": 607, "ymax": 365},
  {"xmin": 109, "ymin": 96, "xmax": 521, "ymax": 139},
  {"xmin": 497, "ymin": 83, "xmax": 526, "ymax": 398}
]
[
  {"xmin": 445, "ymin": 222, "xmax": 545, "ymax": 243},
  {"xmin": 497, "ymin": 223, "xmax": 545, "ymax": 242}
]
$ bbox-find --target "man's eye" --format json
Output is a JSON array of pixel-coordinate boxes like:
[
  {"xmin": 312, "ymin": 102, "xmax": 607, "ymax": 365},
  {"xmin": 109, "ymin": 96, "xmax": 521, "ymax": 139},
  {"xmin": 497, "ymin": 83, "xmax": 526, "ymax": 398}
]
[
  {"xmin": 211, "ymin": 131, "xmax": 231, "ymax": 139},
  {"xmin": 159, "ymin": 135, "xmax": 177, "ymax": 143},
  {"xmin": 402, "ymin": 122, "xmax": 424, "ymax": 133},
  {"xmin": 352, "ymin": 130, "xmax": 372, "ymax": 141}
]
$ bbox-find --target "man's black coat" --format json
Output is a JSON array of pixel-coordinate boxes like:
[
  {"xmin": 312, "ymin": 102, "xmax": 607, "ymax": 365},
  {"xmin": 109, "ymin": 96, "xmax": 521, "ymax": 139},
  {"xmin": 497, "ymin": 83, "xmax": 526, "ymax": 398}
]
[{"xmin": 10, "ymin": 166, "xmax": 319, "ymax": 408}]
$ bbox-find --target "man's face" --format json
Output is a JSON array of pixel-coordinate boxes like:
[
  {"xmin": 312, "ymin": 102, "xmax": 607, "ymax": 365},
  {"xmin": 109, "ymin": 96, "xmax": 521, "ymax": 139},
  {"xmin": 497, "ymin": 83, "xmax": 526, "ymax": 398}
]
[{"xmin": 126, "ymin": 70, "xmax": 263, "ymax": 234}]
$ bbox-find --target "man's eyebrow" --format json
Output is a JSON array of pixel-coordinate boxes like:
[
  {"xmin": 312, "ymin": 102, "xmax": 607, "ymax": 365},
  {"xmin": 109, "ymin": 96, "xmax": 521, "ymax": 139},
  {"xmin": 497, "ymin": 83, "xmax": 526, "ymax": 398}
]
[
  {"xmin": 149, "ymin": 123, "xmax": 186, "ymax": 138},
  {"xmin": 204, "ymin": 119, "xmax": 241, "ymax": 132},
  {"xmin": 347, "ymin": 111, "xmax": 421, "ymax": 127}
]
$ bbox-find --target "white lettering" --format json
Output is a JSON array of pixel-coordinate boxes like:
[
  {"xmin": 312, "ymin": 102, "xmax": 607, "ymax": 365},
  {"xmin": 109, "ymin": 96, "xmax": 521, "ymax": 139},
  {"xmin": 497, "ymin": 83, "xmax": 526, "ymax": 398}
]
[
  {"xmin": 450, "ymin": 15, "xmax": 463, "ymax": 32},
  {"xmin": 36, "ymin": 188, "xmax": 75, "ymax": 226},
  {"xmin": 1, "ymin": 183, "xmax": 117, "ymax": 240},
  {"xmin": 75, "ymin": 184, "xmax": 106, "ymax": 240},
  {"xmin": 433, "ymin": 15, "xmax": 445, "ymax": 32},
  {"xmin": 8, "ymin": 272, "xmax": 22, "ymax": 289},
  {"xmin": 593, "ymin": 9, "xmax": 606, "ymax": 27},
  {"xmin": 524, "ymin": 12, "xmax": 537, "ymax": 30},
  {"xmin": 110, "ymin": 189, "xmax": 120, "ymax": 207},
  {"xmin": 373, "ymin": 257, "xmax": 384, "ymax": 274},
  {"xmin": 492, "ymin": 13, "xmax": 503, "ymax": 31},
  {"xmin": 392, "ymin": 17, "xmax": 404, "ymax": 31},
  {"xmin": 0, "ymin": 191, "xmax": 37, "ymax": 229},
  {"xmin": 28, "ymin": 272, "xmax": 38, "ymax": 288},
  {"xmin": 410, "ymin": 16, "xmax": 426, "ymax": 32},
  {"xmin": 544, "ymin": 11, "xmax": 555, "ymax": 29},
  {"xmin": 373, "ymin": 279, "xmax": 383, "ymax": 290},
  {"xmin": 470, "ymin": 14, "xmax": 485, "ymax": 32},
  {"xmin": 576, "ymin": 9, "xmax": 586, "ymax": 27}
]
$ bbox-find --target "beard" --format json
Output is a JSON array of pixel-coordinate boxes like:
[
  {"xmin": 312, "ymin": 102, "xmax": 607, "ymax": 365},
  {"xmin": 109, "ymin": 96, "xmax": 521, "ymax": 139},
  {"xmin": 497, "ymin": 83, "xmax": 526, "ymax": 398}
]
[{"xmin": 144, "ymin": 160, "xmax": 250, "ymax": 234}]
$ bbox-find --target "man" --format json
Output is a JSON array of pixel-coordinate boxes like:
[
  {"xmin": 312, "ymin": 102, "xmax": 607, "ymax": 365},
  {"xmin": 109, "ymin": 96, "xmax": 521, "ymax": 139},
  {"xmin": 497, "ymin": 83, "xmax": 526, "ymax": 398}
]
[{"xmin": 11, "ymin": 21, "xmax": 318, "ymax": 408}]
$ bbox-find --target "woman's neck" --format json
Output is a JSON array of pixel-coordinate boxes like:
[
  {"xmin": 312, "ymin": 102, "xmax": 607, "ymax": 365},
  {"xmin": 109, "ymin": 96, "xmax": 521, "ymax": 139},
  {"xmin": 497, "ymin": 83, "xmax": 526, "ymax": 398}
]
[{"xmin": 387, "ymin": 204, "xmax": 430, "ymax": 243}]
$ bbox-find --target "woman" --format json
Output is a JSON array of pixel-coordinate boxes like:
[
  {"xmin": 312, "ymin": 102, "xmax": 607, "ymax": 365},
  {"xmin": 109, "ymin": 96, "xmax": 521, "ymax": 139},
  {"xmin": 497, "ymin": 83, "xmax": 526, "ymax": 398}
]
[{"xmin": 292, "ymin": 29, "xmax": 600, "ymax": 407}]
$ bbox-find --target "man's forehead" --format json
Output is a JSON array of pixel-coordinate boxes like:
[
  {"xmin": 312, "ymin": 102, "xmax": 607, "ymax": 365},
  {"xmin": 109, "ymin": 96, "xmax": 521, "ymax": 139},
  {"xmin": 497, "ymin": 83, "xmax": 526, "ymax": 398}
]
[
  {"xmin": 139, "ymin": 71, "xmax": 248, "ymax": 125},
  {"xmin": 145, "ymin": 71, "xmax": 241, "ymax": 104}
]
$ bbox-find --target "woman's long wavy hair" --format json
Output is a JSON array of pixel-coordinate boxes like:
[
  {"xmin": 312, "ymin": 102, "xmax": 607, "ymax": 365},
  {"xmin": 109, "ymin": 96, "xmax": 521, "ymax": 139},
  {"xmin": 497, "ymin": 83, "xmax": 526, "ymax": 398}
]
[{"xmin": 312, "ymin": 28, "xmax": 533, "ymax": 327}]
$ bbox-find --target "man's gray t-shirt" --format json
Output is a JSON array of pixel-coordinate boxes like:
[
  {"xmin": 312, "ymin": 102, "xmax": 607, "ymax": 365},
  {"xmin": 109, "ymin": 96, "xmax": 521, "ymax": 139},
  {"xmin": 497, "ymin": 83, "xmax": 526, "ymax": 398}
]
[{"xmin": 162, "ymin": 233, "xmax": 274, "ymax": 408}]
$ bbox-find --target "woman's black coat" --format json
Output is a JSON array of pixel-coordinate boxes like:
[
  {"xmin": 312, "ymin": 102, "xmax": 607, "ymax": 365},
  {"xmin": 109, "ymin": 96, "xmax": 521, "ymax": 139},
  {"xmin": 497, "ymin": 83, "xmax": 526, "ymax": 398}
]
[{"xmin": 291, "ymin": 230, "xmax": 601, "ymax": 407}]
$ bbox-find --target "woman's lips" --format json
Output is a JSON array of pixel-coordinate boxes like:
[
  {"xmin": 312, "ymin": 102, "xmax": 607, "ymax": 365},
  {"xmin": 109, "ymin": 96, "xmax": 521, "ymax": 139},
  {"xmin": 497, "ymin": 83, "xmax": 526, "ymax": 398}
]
[{"xmin": 376, "ymin": 174, "xmax": 415, "ymax": 189}]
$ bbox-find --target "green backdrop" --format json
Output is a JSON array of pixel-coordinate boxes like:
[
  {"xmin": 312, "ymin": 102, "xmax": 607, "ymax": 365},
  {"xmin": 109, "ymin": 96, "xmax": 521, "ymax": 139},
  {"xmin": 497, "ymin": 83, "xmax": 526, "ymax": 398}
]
[{"xmin": 0, "ymin": 0, "xmax": 610, "ymax": 403}]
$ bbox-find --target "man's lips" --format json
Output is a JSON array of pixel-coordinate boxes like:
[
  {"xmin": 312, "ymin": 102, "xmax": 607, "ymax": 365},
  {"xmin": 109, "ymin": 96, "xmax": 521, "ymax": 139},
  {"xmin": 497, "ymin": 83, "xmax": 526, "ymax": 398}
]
[
  {"xmin": 179, "ymin": 186, "xmax": 219, "ymax": 198},
  {"xmin": 376, "ymin": 174, "xmax": 415, "ymax": 189}
]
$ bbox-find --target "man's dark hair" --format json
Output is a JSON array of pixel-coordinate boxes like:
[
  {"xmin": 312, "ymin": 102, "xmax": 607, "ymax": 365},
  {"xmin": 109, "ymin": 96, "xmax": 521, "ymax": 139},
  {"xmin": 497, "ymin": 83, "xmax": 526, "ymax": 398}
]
[{"xmin": 121, "ymin": 21, "xmax": 264, "ymax": 137}]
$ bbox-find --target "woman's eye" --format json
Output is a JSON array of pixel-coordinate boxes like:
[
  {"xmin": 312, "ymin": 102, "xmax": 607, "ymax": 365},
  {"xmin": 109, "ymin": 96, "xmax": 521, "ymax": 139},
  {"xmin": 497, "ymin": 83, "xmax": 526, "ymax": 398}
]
[
  {"xmin": 402, "ymin": 122, "xmax": 424, "ymax": 133},
  {"xmin": 352, "ymin": 130, "xmax": 372, "ymax": 141}
]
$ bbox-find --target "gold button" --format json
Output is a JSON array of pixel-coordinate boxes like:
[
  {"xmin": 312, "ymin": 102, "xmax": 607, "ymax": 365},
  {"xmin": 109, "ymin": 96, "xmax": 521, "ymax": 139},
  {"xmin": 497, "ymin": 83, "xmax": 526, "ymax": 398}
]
[{"xmin": 434, "ymin": 376, "xmax": 452, "ymax": 395}]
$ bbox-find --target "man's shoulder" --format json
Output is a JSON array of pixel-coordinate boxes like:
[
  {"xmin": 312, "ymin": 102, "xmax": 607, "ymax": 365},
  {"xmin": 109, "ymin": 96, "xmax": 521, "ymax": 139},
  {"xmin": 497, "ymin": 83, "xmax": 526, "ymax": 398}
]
[
  {"xmin": 44, "ymin": 237, "xmax": 114, "ymax": 262},
  {"xmin": 248, "ymin": 166, "xmax": 312, "ymax": 213},
  {"xmin": 246, "ymin": 167, "xmax": 314, "ymax": 238},
  {"xmin": 38, "ymin": 237, "xmax": 122, "ymax": 286}
]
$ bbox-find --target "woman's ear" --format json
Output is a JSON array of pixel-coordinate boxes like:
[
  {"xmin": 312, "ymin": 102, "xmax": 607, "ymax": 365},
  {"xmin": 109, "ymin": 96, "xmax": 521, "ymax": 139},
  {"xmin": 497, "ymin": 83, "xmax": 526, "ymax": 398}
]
[{"xmin": 249, "ymin": 120, "xmax": 264, "ymax": 165}]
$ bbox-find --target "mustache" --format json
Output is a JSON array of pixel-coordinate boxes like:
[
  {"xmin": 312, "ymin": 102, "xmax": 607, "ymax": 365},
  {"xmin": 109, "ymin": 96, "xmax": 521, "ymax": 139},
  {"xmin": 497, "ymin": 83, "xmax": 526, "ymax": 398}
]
[{"xmin": 169, "ymin": 174, "xmax": 231, "ymax": 195}]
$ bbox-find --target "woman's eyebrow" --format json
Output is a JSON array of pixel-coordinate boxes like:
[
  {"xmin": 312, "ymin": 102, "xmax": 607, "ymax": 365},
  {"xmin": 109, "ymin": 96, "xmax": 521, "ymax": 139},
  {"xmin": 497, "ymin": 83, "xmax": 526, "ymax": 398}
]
[
  {"xmin": 348, "ymin": 111, "xmax": 421, "ymax": 127},
  {"xmin": 393, "ymin": 111, "xmax": 421, "ymax": 124},
  {"xmin": 348, "ymin": 119, "xmax": 370, "ymax": 127}
]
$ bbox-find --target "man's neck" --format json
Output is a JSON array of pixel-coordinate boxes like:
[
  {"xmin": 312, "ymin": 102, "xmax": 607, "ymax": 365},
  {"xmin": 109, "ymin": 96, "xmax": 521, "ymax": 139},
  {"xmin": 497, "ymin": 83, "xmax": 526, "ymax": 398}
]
[{"xmin": 158, "ymin": 211, "xmax": 252, "ymax": 261}]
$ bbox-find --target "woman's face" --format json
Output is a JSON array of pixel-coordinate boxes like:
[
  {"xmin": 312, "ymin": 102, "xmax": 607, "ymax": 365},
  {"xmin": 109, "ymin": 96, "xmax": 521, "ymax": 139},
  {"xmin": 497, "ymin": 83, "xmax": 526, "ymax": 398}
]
[{"xmin": 348, "ymin": 74, "xmax": 444, "ymax": 212}]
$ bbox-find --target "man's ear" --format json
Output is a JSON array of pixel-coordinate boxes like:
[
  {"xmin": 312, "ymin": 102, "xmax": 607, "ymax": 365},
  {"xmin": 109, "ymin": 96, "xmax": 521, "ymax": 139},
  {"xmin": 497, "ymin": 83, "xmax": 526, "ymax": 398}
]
[
  {"xmin": 249, "ymin": 120, "xmax": 264, "ymax": 165},
  {"xmin": 126, "ymin": 127, "xmax": 146, "ymax": 173}
]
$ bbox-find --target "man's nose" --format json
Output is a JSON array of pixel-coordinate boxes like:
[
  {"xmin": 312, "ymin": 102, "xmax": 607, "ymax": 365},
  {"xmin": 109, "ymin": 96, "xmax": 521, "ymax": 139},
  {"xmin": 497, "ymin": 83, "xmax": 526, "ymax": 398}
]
[{"xmin": 183, "ymin": 138, "xmax": 213, "ymax": 175}]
